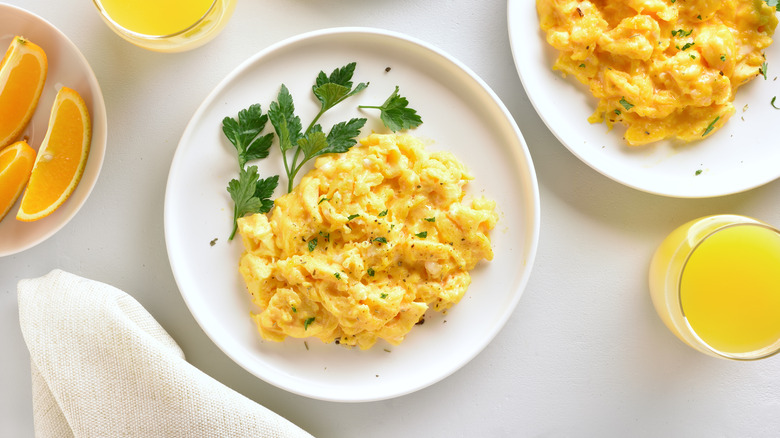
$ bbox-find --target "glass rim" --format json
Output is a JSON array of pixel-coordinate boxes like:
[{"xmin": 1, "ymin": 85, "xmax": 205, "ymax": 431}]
[
  {"xmin": 677, "ymin": 221, "xmax": 780, "ymax": 361},
  {"xmin": 91, "ymin": 0, "xmax": 219, "ymax": 40}
]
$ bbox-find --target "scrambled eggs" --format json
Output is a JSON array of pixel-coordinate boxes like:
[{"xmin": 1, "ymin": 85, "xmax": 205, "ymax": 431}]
[
  {"xmin": 537, "ymin": 0, "xmax": 778, "ymax": 145},
  {"xmin": 237, "ymin": 133, "xmax": 498, "ymax": 349}
]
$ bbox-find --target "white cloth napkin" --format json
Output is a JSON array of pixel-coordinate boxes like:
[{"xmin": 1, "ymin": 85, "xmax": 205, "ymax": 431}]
[{"xmin": 18, "ymin": 269, "xmax": 314, "ymax": 438}]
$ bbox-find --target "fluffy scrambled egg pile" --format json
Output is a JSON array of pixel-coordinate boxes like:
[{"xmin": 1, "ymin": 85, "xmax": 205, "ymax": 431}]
[
  {"xmin": 237, "ymin": 133, "xmax": 498, "ymax": 350},
  {"xmin": 537, "ymin": 0, "xmax": 778, "ymax": 145}
]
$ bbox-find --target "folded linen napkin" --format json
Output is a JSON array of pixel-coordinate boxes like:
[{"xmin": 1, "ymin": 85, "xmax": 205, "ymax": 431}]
[{"xmin": 18, "ymin": 269, "xmax": 313, "ymax": 438}]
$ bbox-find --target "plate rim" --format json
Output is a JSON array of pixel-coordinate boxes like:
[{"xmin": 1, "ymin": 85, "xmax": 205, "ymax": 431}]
[{"xmin": 164, "ymin": 26, "xmax": 541, "ymax": 402}]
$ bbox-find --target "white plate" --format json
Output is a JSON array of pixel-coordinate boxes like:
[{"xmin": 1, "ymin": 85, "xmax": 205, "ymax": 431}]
[
  {"xmin": 0, "ymin": 4, "xmax": 107, "ymax": 257},
  {"xmin": 164, "ymin": 27, "xmax": 540, "ymax": 402},
  {"xmin": 509, "ymin": 0, "xmax": 780, "ymax": 198}
]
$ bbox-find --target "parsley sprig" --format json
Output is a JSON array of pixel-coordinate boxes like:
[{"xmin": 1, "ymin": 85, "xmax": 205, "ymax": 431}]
[
  {"xmin": 269, "ymin": 63, "xmax": 368, "ymax": 192},
  {"xmin": 359, "ymin": 86, "xmax": 423, "ymax": 132},
  {"xmin": 220, "ymin": 62, "xmax": 424, "ymax": 239},
  {"xmin": 222, "ymin": 105, "xmax": 279, "ymax": 240}
]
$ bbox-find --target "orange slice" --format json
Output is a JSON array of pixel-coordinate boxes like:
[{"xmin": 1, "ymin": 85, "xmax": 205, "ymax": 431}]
[
  {"xmin": 0, "ymin": 141, "xmax": 36, "ymax": 221},
  {"xmin": 0, "ymin": 36, "xmax": 48, "ymax": 148},
  {"xmin": 17, "ymin": 87, "xmax": 91, "ymax": 222}
]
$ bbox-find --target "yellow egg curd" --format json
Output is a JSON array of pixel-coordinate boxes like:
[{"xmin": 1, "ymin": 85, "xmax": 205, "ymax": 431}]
[
  {"xmin": 237, "ymin": 133, "xmax": 498, "ymax": 349},
  {"xmin": 537, "ymin": 0, "xmax": 778, "ymax": 145}
]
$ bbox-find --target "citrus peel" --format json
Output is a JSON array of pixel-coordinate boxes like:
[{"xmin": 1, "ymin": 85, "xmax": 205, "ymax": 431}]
[
  {"xmin": 17, "ymin": 87, "xmax": 91, "ymax": 222},
  {"xmin": 0, "ymin": 36, "xmax": 48, "ymax": 148},
  {"xmin": 0, "ymin": 141, "xmax": 36, "ymax": 221}
]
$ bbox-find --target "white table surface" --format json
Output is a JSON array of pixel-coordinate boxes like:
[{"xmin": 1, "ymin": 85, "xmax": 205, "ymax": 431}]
[{"xmin": 3, "ymin": 1, "xmax": 780, "ymax": 436}]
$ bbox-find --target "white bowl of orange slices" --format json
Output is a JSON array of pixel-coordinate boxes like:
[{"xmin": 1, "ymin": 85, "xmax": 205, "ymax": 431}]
[{"xmin": 0, "ymin": 5, "xmax": 107, "ymax": 257}]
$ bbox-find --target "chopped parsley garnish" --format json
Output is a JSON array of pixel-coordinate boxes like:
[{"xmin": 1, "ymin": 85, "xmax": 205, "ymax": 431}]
[
  {"xmin": 760, "ymin": 61, "xmax": 768, "ymax": 80},
  {"xmin": 367, "ymin": 267, "xmax": 376, "ymax": 277},
  {"xmin": 679, "ymin": 42, "xmax": 695, "ymax": 51},
  {"xmin": 291, "ymin": 305, "xmax": 297, "ymax": 313},
  {"xmin": 304, "ymin": 317, "xmax": 315, "ymax": 330},
  {"xmin": 695, "ymin": 169, "xmax": 703, "ymax": 176},
  {"xmin": 358, "ymin": 86, "xmax": 423, "ymax": 132},
  {"xmin": 334, "ymin": 272, "xmax": 341, "ymax": 280},
  {"xmin": 424, "ymin": 217, "xmax": 436, "ymax": 222},
  {"xmin": 579, "ymin": 63, "xmax": 586, "ymax": 68},
  {"xmin": 415, "ymin": 231, "xmax": 428, "ymax": 238},
  {"xmin": 614, "ymin": 109, "xmax": 621, "ymax": 116},
  {"xmin": 380, "ymin": 293, "xmax": 388, "ymax": 299},
  {"xmin": 318, "ymin": 196, "xmax": 330, "ymax": 204},
  {"xmin": 372, "ymin": 237, "xmax": 388, "ymax": 244},
  {"xmin": 671, "ymin": 29, "xmax": 693, "ymax": 37},
  {"xmin": 308, "ymin": 238, "xmax": 318, "ymax": 252},
  {"xmin": 347, "ymin": 214, "xmax": 360, "ymax": 220},
  {"xmin": 720, "ymin": 54, "xmax": 726, "ymax": 62},
  {"xmin": 619, "ymin": 97, "xmax": 634, "ymax": 111},
  {"xmin": 702, "ymin": 116, "xmax": 720, "ymax": 137},
  {"xmin": 772, "ymin": 96, "xmax": 780, "ymax": 109},
  {"xmin": 378, "ymin": 210, "xmax": 388, "ymax": 217}
]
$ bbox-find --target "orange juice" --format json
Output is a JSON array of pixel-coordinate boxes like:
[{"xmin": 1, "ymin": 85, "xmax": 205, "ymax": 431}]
[
  {"xmin": 649, "ymin": 215, "xmax": 780, "ymax": 360},
  {"xmin": 97, "ymin": 0, "xmax": 214, "ymax": 36},
  {"xmin": 93, "ymin": 0, "xmax": 236, "ymax": 52},
  {"xmin": 680, "ymin": 224, "xmax": 780, "ymax": 354}
]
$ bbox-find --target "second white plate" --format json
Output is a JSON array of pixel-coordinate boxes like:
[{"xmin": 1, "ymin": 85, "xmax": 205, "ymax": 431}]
[
  {"xmin": 165, "ymin": 27, "xmax": 540, "ymax": 402},
  {"xmin": 509, "ymin": 0, "xmax": 780, "ymax": 198},
  {"xmin": 0, "ymin": 4, "xmax": 107, "ymax": 256}
]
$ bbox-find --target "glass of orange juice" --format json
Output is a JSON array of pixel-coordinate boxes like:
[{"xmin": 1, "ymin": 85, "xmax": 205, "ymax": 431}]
[
  {"xmin": 92, "ymin": 0, "xmax": 236, "ymax": 52},
  {"xmin": 649, "ymin": 214, "xmax": 780, "ymax": 360}
]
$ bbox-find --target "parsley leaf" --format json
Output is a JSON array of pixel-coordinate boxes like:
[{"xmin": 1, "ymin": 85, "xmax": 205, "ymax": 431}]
[
  {"xmin": 304, "ymin": 317, "xmax": 315, "ymax": 330},
  {"xmin": 671, "ymin": 29, "xmax": 693, "ymax": 37},
  {"xmin": 415, "ymin": 231, "xmax": 428, "ymax": 238},
  {"xmin": 760, "ymin": 61, "xmax": 768, "ymax": 80},
  {"xmin": 268, "ymin": 85, "xmax": 303, "ymax": 157},
  {"xmin": 772, "ymin": 96, "xmax": 779, "ymax": 109},
  {"xmin": 702, "ymin": 116, "xmax": 720, "ymax": 137},
  {"xmin": 359, "ymin": 86, "xmax": 423, "ymax": 132},
  {"xmin": 679, "ymin": 42, "xmax": 695, "ymax": 51},
  {"xmin": 308, "ymin": 238, "xmax": 318, "ymax": 252},
  {"xmin": 313, "ymin": 63, "xmax": 368, "ymax": 118},
  {"xmin": 226, "ymin": 166, "xmax": 278, "ymax": 240},
  {"xmin": 619, "ymin": 97, "xmax": 634, "ymax": 111},
  {"xmin": 222, "ymin": 104, "xmax": 274, "ymax": 169}
]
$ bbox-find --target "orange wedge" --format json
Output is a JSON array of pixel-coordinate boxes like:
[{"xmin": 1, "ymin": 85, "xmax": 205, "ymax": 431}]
[
  {"xmin": 17, "ymin": 87, "xmax": 91, "ymax": 222},
  {"xmin": 0, "ymin": 141, "xmax": 36, "ymax": 221},
  {"xmin": 0, "ymin": 36, "xmax": 48, "ymax": 148}
]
